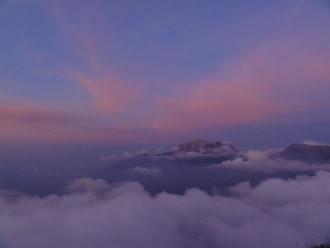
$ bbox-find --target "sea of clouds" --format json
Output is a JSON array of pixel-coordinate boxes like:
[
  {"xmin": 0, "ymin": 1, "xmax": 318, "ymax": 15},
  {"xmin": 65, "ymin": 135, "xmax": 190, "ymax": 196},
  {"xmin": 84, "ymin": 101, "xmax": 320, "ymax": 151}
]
[
  {"xmin": 1, "ymin": 141, "xmax": 330, "ymax": 247},
  {"xmin": 0, "ymin": 171, "xmax": 330, "ymax": 248}
]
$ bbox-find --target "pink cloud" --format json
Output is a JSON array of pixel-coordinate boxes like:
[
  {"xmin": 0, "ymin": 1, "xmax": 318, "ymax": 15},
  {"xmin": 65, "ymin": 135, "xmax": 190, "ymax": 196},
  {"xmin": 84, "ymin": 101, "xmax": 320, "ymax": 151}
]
[
  {"xmin": 71, "ymin": 73, "xmax": 143, "ymax": 114},
  {"xmin": 2, "ymin": 0, "xmax": 329, "ymax": 144},
  {"xmin": 145, "ymin": 43, "xmax": 330, "ymax": 133},
  {"xmin": 0, "ymin": 105, "xmax": 81, "ymax": 124},
  {"xmin": 0, "ymin": 104, "xmax": 153, "ymax": 144},
  {"xmin": 37, "ymin": 1, "xmax": 146, "ymax": 115}
]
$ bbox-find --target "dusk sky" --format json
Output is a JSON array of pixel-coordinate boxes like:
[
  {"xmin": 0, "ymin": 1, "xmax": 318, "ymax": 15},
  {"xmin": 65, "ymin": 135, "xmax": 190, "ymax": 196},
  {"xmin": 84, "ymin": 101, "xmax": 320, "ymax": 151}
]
[
  {"xmin": 1, "ymin": 0, "xmax": 330, "ymax": 147},
  {"xmin": 2, "ymin": 2, "xmax": 330, "ymax": 247}
]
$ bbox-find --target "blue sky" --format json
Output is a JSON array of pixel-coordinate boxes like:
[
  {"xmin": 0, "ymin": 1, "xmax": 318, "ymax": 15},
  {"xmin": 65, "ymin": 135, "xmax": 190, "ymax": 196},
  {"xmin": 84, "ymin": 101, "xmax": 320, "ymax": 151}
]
[{"xmin": 0, "ymin": 0, "xmax": 330, "ymax": 148}]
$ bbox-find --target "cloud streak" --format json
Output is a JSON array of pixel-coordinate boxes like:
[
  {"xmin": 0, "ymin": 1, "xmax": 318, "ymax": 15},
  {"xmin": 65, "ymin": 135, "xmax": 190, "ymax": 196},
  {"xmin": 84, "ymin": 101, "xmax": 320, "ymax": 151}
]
[
  {"xmin": 71, "ymin": 73, "xmax": 143, "ymax": 114},
  {"xmin": 132, "ymin": 166, "xmax": 162, "ymax": 175},
  {"xmin": 0, "ymin": 105, "xmax": 81, "ymax": 124},
  {"xmin": 146, "ymin": 45, "xmax": 330, "ymax": 133}
]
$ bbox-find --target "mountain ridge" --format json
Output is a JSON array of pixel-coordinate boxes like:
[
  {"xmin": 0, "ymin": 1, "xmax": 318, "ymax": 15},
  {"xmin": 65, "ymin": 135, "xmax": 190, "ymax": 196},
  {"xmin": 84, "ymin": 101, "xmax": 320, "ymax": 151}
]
[
  {"xmin": 141, "ymin": 139, "xmax": 239, "ymax": 158},
  {"xmin": 279, "ymin": 143, "xmax": 330, "ymax": 163}
]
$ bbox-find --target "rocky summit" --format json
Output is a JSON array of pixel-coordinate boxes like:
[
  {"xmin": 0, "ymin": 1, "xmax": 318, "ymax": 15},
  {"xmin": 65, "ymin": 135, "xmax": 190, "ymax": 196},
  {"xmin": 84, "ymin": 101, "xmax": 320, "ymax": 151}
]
[
  {"xmin": 175, "ymin": 139, "xmax": 238, "ymax": 155},
  {"xmin": 176, "ymin": 139, "xmax": 210, "ymax": 153},
  {"xmin": 280, "ymin": 143, "xmax": 330, "ymax": 163}
]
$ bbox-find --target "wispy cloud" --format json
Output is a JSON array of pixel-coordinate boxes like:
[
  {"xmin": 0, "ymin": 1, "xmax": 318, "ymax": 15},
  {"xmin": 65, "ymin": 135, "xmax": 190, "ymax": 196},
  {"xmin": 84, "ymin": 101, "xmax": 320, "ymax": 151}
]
[
  {"xmin": 146, "ymin": 43, "xmax": 330, "ymax": 133},
  {"xmin": 0, "ymin": 105, "xmax": 81, "ymax": 124},
  {"xmin": 303, "ymin": 140, "xmax": 330, "ymax": 146},
  {"xmin": 71, "ymin": 72, "xmax": 143, "ymax": 114},
  {"xmin": 1, "ymin": 0, "xmax": 330, "ymax": 143},
  {"xmin": 132, "ymin": 166, "xmax": 162, "ymax": 175}
]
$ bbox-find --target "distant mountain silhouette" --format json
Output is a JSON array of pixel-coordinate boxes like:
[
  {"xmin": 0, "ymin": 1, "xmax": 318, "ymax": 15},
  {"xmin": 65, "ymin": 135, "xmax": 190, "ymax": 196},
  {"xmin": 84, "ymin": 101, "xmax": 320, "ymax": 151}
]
[
  {"xmin": 152, "ymin": 139, "xmax": 238, "ymax": 157},
  {"xmin": 112, "ymin": 139, "xmax": 240, "ymax": 168},
  {"xmin": 279, "ymin": 143, "xmax": 330, "ymax": 163}
]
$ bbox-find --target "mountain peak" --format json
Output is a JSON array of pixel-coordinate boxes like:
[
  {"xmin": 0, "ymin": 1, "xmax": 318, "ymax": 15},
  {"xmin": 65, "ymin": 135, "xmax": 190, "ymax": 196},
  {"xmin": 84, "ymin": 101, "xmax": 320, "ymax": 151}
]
[
  {"xmin": 280, "ymin": 143, "xmax": 330, "ymax": 163},
  {"xmin": 175, "ymin": 139, "xmax": 237, "ymax": 155},
  {"xmin": 177, "ymin": 140, "xmax": 212, "ymax": 153}
]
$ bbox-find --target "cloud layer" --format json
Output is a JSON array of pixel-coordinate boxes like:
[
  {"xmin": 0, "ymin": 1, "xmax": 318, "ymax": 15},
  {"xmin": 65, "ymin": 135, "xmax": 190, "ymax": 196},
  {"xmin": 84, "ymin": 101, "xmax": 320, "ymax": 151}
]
[{"xmin": 0, "ymin": 172, "xmax": 330, "ymax": 248}]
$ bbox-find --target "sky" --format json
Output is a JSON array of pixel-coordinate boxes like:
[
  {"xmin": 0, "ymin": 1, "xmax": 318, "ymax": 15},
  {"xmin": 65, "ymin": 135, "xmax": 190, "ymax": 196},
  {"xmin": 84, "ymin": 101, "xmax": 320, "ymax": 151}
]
[
  {"xmin": 1, "ymin": 0, "xmax": 330, "ymax": 148},
  {"xmin": 1, "ymin": 2, "xmax": 330, "ymax": 245}
]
